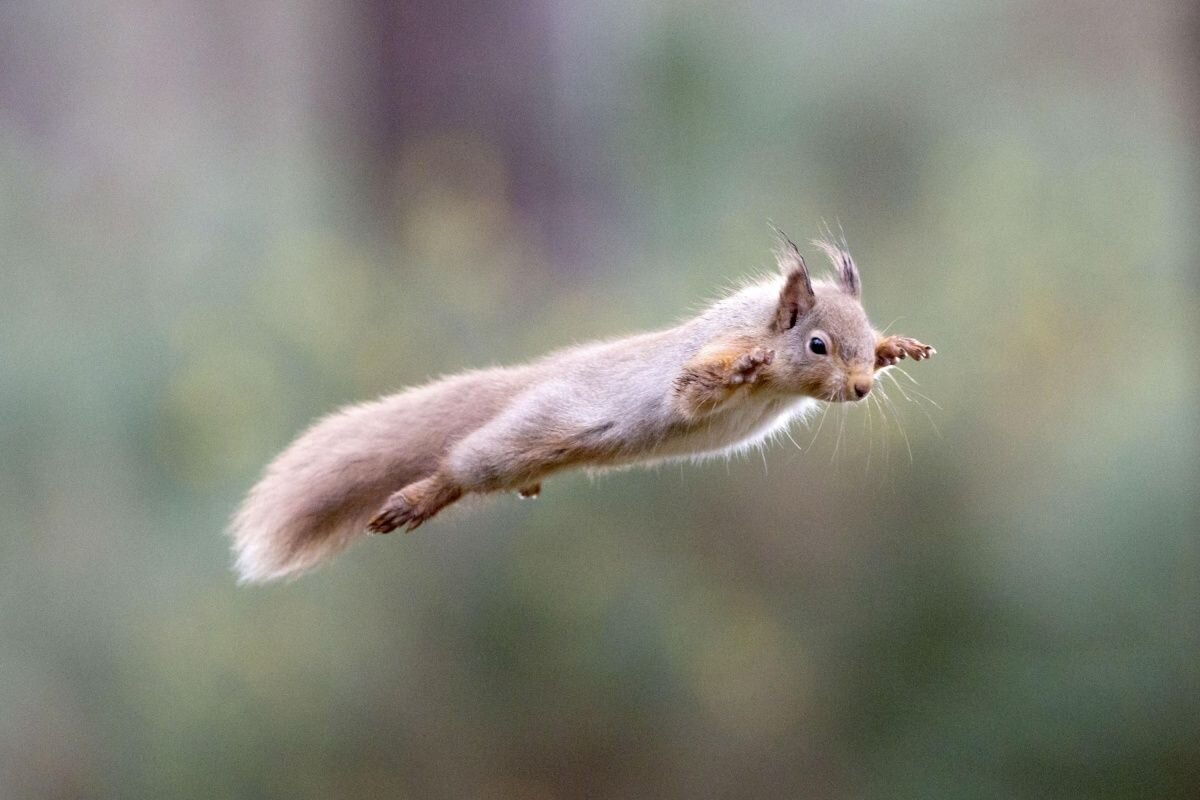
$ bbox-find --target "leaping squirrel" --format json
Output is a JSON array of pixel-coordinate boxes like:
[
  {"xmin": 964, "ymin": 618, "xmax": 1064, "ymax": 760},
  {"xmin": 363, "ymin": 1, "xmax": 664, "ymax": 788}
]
[{"xmin": 231, "ymin": 232, "xmax": 935, "ymax": 582}]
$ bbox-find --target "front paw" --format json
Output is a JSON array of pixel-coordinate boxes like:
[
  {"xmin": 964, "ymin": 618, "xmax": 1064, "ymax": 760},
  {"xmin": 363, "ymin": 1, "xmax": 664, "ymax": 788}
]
[
  {"xmin": 728, "ymin": 347, "xmax": 775, "ymax": 386},
  {"xmin": 875, "ymin": 336, "xmax": 935, "ymax": 369}
]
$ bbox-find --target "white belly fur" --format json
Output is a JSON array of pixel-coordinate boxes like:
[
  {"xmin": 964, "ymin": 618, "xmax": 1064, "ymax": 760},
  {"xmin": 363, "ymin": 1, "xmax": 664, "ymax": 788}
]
[{"xmin": 650, "ymin": 393, "xmax": 817, "ymax": 463}]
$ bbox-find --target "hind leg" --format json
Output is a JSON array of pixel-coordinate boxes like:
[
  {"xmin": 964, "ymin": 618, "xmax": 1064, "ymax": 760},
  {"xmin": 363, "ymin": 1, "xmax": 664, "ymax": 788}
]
[
  {"xmin": 367, "ymin": 473, "xmax": 462, "ymax": 533},
  {"xmin": 368, "ymin": 402, "xmax": 611, "ymax": 533}
]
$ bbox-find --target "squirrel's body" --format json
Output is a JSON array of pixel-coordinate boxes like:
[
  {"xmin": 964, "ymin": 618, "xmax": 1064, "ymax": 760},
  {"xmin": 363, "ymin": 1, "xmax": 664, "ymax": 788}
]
[{"xmin": 232, "ymin": 234, "xmax": 934, "ymax": 582}]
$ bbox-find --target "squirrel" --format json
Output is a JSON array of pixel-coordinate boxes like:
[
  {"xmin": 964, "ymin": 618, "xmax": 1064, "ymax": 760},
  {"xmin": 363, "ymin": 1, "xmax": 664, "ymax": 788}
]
[{"xmin": 230, "ymin": 231, "xmax": 935, "ymax": 582}]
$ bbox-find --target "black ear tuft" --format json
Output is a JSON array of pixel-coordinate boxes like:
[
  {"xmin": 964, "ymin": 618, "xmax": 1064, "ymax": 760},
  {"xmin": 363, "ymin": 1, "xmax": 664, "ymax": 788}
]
[
  {"xmin": 771, "ymin": 226, "xmax": 815, "ymax": 331},
  {"xmin": 812, "ymin": 238, "xmax": 861, "ymax": 298}
]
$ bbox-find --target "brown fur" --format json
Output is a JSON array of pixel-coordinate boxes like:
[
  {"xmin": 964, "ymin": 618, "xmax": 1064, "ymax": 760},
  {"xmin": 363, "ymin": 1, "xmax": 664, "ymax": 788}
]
[{"xmin": 230, "ymin": 233, "xmax": 935, "ymax": 582}]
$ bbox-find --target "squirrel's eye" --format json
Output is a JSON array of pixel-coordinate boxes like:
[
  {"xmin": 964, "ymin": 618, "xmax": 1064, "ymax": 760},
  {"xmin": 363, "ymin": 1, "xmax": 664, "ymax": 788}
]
[{"xmin": 809, "ymin": 337, "xmax": 828, "ymax": 355}]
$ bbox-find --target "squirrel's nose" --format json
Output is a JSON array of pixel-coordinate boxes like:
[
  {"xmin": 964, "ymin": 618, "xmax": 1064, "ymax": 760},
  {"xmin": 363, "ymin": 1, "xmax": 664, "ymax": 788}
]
[{"xmin": 852, "ymin": 377, "xmax": 872, "ymax": 399}]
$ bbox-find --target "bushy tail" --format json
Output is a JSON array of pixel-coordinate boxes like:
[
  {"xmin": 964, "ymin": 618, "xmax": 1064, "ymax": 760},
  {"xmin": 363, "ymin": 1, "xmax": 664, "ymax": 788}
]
[{"xmin": 229, "ymin": 397, "xmax": 430, "ymax": 583}]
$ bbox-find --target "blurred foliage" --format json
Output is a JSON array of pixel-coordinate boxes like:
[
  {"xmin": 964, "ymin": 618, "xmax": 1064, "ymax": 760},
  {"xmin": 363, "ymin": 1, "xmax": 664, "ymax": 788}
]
[{"xmin": 1, "ymin": 1, "xmax": 1197, "ymax": 798}]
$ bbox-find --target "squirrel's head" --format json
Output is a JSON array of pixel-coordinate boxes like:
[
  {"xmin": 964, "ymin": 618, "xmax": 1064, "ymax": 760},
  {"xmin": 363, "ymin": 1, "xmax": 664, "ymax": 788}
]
[{"xmin": 769, "ymin": 231, "xmax": 877, "ymax": 402}]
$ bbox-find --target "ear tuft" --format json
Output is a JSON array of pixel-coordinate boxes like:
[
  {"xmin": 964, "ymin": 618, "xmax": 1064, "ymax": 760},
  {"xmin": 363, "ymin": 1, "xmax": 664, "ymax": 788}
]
[
  {"xmin": 812, "ymin": 237, "xmax": 861, "ymax": 298},
  {"xmin": 770, "ymin": 226, "xmax": 815, "ymax": 331}
]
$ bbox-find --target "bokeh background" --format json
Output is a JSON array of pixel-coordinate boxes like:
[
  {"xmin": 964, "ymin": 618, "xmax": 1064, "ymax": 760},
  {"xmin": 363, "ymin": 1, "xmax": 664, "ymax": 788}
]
[{"xmin": 2, "ymin": 1, "xmax": 1198, "ymax": 797}]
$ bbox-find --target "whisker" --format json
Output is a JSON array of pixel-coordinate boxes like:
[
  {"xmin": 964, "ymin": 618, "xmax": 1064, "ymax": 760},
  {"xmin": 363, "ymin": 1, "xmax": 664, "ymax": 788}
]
[
  {"xmin": 906, "ymin": 385, "xmax": 943, "ymax": 413},
  {"xmin": 831, "ymin": 402, "xmax": 847, "ymax": 464},
  {"xmin": 863, "ymin": 392, "xmax": 874, "ymax": 473},
  {"xmin": 806, "ymin": 399, "xmax": 832, "ymax": 451},
  {"xmin": 882, "ymin": 369, "xmax": 917, "ymax": 403},
  {"xmin": 781, "ymin": 424, "xmax": 803, "ymax": 452},
  {"xmin": 890, "ymin": 365, "xmax": 921, "ymax": 386},
  {"xmin": 872, "ymin": 391, "xmax": 892, "ymax": 478},
  {"xmin": 868, "ymin": 391, "xmax": 892, "ymax": 488},
  {"xmin": 882, "ymin": 372, "xmax": 943, "ymax": 439},
  {"xmin": 889, "ymin": 366, "xmax": 943, "ymax": 413},
  {"xmin": 890, "ymin": 371, "xmax": 942, "ymax": 411},
  {"xmin": 875, "ymin": 383, "xmax": 913, "ymax": 463}
]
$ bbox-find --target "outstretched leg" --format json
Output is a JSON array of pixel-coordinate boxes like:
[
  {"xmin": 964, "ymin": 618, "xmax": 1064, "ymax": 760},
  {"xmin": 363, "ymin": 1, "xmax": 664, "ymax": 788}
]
[{"xmin": 368, "ymin": 414, "xmax": 612, "ymax": 533}]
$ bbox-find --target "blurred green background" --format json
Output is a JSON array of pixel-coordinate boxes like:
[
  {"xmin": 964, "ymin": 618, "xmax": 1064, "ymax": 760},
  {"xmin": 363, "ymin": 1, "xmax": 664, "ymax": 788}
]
[{"xmin": 2, "ymin": 1, "xmax": 1197, "ymax": 797}]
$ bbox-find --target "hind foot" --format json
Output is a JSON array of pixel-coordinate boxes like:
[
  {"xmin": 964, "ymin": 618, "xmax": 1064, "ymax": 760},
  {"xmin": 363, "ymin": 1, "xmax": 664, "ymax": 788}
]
[
  {"xmin": 367, "ymin": 476, "xmax": 462, "ymax": 534},
  {"xmin": 517, "ymin": 483, "xmax": 541, "ymax": 499},
  {"xmin": 367, "ymin": 496, "xmax": 419, "ymax": 534}
]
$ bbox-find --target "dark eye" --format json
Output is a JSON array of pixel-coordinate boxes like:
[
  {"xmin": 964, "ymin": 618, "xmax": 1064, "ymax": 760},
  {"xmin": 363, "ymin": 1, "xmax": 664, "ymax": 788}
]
[{"xmin": 809, "ymin": 337, "xmax": 828, "ymax": 355}]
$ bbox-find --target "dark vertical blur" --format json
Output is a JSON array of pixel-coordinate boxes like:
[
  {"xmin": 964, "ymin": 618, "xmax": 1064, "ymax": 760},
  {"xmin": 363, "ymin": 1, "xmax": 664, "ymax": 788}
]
[{"xmin": 0, "ymin": 1, "xmax": 1196, "ymax": 798}]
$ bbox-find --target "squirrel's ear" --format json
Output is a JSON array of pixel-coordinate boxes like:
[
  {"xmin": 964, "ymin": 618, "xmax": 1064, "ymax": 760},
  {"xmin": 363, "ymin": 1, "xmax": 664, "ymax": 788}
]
[
  {"xmin": 772, "ymin": 230, "xmax": 815, "ymax": 331},
  {"xmin": 812, "ymin": 238, "xmax": 861, "ymax": 298}
]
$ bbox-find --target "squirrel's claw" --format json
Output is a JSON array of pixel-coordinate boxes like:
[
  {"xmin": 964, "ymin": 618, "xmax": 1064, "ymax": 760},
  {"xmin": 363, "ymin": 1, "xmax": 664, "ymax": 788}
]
[
  {"xmin": 368, "ymin": 491, "xmax": 426, "ymax": 534},
  {"xmin": 876, "ymin": 336, "xmax": 935, "ymax": 370},
  {"xmin": 728, "ymin": 347, "xmax": 775, "ymax": 386},
  {"xmin": 367, "ymin": 476, "xmax": 462, "ymax": 535}
]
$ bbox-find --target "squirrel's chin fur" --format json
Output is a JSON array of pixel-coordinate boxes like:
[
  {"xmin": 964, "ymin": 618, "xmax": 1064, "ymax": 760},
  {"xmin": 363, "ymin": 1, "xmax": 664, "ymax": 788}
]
[{"xmin": 230, "ymin": 236, "xmax": 933, "ymax": 582}]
